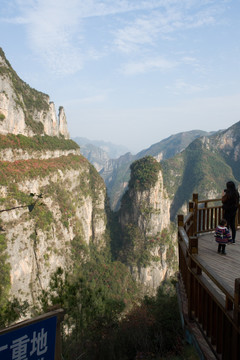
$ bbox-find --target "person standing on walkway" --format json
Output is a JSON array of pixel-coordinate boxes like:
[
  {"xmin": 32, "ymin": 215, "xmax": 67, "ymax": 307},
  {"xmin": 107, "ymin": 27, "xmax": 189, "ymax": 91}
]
[
  {"xmin": 222, "ymin": 181, "xmax": 240, "ymax": 243},
  {"xmin": 215, "ymin": 218, "xmax": 232, "ymax": 255}
]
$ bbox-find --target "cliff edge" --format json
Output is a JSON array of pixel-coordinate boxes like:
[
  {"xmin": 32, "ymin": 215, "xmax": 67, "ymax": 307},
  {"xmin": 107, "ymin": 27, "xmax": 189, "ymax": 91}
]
[{"xmin": 0, "ymin": 48, "xmax": 69, "ymax": 139}]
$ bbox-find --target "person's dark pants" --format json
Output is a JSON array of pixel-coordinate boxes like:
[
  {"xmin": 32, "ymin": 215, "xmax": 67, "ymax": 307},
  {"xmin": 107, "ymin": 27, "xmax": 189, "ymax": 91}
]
[
  {"xmin": 218, "ymin": 244, "xmax": 226, "ymax": 254},
  {"xmin": 224, "ymin": 213, "xmax": 236, "ymax": 242}
]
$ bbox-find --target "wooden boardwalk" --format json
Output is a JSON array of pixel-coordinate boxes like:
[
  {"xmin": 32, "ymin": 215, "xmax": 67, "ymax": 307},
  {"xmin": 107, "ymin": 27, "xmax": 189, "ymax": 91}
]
[
  {"xmin": 178, "ymin": 195, "xmax": 240, "ymax": 359},
  {"xmin": 196, "ymin": 230, "xmax": 240, "ymax": 298}
]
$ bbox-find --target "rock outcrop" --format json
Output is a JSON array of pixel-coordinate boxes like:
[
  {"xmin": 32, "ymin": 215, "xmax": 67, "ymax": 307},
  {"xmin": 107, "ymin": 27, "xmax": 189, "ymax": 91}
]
[
  {"xmin": 120, "ymin": 171, "xmax": 170, "ymax": 235},
  {"xmin": 118, "ymin": 157, "xmax": 177, "ymax": 293},
  {"xmin": 0, "ymin": 148, "xmax": 80, "ymax": 162},
  {"xmin": 0, "ymin": 48, "xmax": 69, "ymax": 139},
  {"xmin": 58, "ymin": 106, "xmax": 70, "ymax": 139}
]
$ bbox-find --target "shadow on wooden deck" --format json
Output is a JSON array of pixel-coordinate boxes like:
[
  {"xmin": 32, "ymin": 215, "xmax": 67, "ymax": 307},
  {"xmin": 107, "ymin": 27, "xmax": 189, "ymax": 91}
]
[{"xmin": 196, "ymin": 230, "xmax": 240, "ymax": 296}]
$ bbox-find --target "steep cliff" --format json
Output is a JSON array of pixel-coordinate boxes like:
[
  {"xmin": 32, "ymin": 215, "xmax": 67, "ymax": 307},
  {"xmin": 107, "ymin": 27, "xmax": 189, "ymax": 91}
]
[
  {"xmin": 117, "ymin": 156, "xmax": 177, "ymax": 293},
  {"xmin": 0, "ymin": 48, "xmax": 69, "ymax": 139},
  {"xmin": 0, "ymin": 145, "xmax": 108, "ymax": 310},
  {"xmin": 0, "ymin": 48, "xmax": 109, "ymax": 312}
]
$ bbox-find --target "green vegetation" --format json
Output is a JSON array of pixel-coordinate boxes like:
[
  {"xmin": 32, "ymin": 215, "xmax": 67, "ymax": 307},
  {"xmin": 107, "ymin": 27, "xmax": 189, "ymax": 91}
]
[
  {"xmin": 38, "ymin": 255, "xmax": 139, "ymax": 359},
  {"xmin": 109, "ymin": 154, "xmax": 178, "ymax": 269},
  {"xmin": 119, "ymin": 223, "xmax": 147, "ymax": 266},
  {"xmin": 0, "ymin": 297, "xmax": 29, "ymax": 329},
  {"xmin": 0, "ymin": 134, "xmax": 79, "ymax": 151},
  {"xmin": 6, "ymin": 184, "xmax": 34, "ymax": 206},
  {"xmin": 0, "ymin": 205, "xmax": 29, "ymax": 329},
  {"xmin": 0, "ymin": 185, "xmax": 53, "ymax": 232},
  {"xmin": 0, "ymin": 112, "xmax": 5, "ymax": 121},
  {"xmin": 38, "ymin": 274, "xmax": 197, "ymax": 360},
  {"xmin": 30, "ymin": 203, "xmax": 54, "ymax": 231},
  {"xmin": 107, "ymin": 280, "xmax": 183, "ymax": 360},
  {"xmin": 129, "ymin": 156, "xmax": 161, "ymax": 191},
  {"xmin": 118, "ymin": 224, "xmax": 177, "ymax": 269},
  {"xmin": 0, "ymin": 154, "xmax": 87, "ymax": 185},
  {"xmin": 44, "ymin": 182, "xmax": 75, "ymax": 229},
  {"xmin": 0, "ymin": 232, "xmax": 11, "ymax": 310},
  {"xmin": 25, "ymin": 117, "xmax": 44, "ymax": 134}
]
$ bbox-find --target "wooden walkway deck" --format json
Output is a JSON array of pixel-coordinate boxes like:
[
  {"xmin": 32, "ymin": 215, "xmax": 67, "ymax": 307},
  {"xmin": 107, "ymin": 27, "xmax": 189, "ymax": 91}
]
[
  {"xmin": 178, "ymin": 230, "xmax": 240, "ymax": 359},
  {"xmin": 196, "ymin": 230, "xmax": 240, "ymax": 298},
  {"xmin": 177, "ymin": 195, "xmax": 240, "ymax": 359}
]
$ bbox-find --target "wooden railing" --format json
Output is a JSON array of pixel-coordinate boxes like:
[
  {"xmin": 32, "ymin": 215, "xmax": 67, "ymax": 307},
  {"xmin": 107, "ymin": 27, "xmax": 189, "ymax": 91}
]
[{"xmin": 178, "ymin": 194, "xmax": 240, "ymax": 360}]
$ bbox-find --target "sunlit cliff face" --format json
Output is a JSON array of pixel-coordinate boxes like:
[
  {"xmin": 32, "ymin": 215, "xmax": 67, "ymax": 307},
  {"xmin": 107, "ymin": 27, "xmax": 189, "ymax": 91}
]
[
  {"xmin": 1, "ymin": 160, "xmax": 108, "ymax": 308},
  {"xmin": 0, "ymin": 52, "xmax": 69, "ymax": 139}
]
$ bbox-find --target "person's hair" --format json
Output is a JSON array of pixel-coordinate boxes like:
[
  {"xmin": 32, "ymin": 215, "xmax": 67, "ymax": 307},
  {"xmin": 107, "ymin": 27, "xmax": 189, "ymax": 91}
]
[
  {"xmin": 219, "ymin": 218, "xmax": 227, "ymax": 226},
  {"xmin": 226, "ymin": 181, "xmax": 238, "ymax": 200},
  {"xmin": 226, "ymin": 181, "xmax": 236, "ymax": 192}
]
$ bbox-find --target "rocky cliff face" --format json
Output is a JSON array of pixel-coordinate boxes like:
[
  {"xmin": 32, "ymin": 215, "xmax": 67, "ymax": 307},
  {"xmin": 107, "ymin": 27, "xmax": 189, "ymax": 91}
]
[
  {"xmin": 0, "ymin": 48, "xmax": 69, "ymax": 139},
  {"xmin": 0, "ymin": 48, "xmax": 109, "ymax": 311},
  {"xmin": 0, "ymin": 152, "xmax": 108, "ymax": 308},
  {"xmin": 118, "ymin": 157, "xmax": 177, "ymax": 293},
  {"xmin": 120, "ymin": 172, "xmax": 170, "ymax": 235},
  {"xmin": 0, "ymin": 148, "xmax": 80, "ymax": 162},
  {"xmin": 79, "ymin": 143, "xmax": 110, "ymax": 172}
]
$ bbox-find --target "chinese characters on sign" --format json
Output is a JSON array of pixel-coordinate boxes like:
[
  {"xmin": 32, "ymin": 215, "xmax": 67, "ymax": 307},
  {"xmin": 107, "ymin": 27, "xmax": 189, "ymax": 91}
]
[{"xmin": 0, "ymin": 316, "xmax": 57, "ymax": 360}]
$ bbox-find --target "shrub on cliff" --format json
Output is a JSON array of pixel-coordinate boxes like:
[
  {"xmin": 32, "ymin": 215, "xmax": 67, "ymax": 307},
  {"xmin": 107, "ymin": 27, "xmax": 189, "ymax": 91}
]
[{"xmin": 129, "ymin": 156, "xmax": 161, "ymax": 191}]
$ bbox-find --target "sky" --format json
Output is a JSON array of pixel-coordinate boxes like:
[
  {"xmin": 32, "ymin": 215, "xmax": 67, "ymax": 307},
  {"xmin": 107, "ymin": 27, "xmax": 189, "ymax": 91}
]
[{"xmin": 0, "ymin": 0, "xmax": 240, "ymax": 153}]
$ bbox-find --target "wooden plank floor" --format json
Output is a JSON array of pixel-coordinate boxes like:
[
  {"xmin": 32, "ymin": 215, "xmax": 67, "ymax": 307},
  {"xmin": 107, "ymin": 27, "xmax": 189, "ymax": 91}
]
[{"xmin": 196, "ymin": 230, "xmax": 240, "ymax": 297}]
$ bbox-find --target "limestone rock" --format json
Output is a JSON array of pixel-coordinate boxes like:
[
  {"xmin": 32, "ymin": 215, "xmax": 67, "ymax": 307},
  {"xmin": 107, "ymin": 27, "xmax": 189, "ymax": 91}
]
[
  {"xmin": 58, "ymin": 106, "xmax": 70, "ymax": 139},
  {"xmin": 0, "ymin": 48, "xmax": 70, "ymax": 139},
  {"xmin": 119, "ymin": 167, "xmax": 177, "ymax": 293},
  {"xmin": 0, "ymin": 157, "xmax": 108, "ymax": 307}
]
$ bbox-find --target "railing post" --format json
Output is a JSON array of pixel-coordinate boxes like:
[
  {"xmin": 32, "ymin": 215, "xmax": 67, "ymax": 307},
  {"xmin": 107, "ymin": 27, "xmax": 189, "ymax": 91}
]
[
  {"xmin": 237, "ymin": 204, "xmax": 240, "ymax": 228},
  {"xmin": 192, "ymin": 193, "xmax": 198, "ymax": 235},
  {"xmin": 178, "ymin": 214, "xmax": 184, "ymax": 229},
  {"xmin": 232, "ymin": 278, "xmax": 240, "ymax": 360},
  {"xmin": 189, "ymin": 201, "xmax": 194, "ymax": 213},
  {"xmin": 189, "ymin": 236, "xmax": 198, "ymax": 255},
  {"xmin": 55, "ymin": 310, "xmax": 65, "ymax": 360},
  {"xmin": 234, "ymin": 278, "xmax": 240, "ymax": 325},
  {"xmin": 188, "ymin": 201, "xmax": 194, "ymax": 236}
]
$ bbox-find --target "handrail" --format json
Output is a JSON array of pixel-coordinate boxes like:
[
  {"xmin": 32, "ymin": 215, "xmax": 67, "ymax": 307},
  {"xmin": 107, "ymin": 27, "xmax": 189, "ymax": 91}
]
[
  {"xmin": 197, "ymin": 197, "xmax": 222, "ymax": 204},
  {"xmin": 178, "ymin": 193, "xmax": 240, "ymax": 360},
  {"xmin": 190, "ymin": 193, "xmax": 240, "ymax": 235}
]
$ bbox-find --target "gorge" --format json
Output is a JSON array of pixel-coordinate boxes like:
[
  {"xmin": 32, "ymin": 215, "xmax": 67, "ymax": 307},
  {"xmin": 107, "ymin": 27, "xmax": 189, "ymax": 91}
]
[{"xmin": 1, "ymin": 46, "xmax": 240, "ymax": 358}]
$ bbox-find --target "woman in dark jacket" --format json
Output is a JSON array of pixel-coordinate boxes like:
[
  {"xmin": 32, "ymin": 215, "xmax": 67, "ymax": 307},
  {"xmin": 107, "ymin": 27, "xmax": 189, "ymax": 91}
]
[{"xmin": 222, "ymin": 181, "xmax": 240, "ymax": 243}]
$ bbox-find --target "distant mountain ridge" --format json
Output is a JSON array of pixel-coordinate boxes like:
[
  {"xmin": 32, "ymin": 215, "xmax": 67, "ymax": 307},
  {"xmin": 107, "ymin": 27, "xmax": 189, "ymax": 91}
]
[
  {"xmin": 74, "ymin": 126, "xmax": 240, "ymax": 217},
  {"xmin": 73, "ymin": 136, "xmax": 129, "ymax": 159},
  {"xmin": 136, "ymin": 130, "xmax": 216, "ymax": 161},
  {"xmin": 162, "ymin": 121, "xmax": 240, "ymax": 219},
  {"xmin": 99, "ymin": 130, "xmax": 215, "ymax": 209}
]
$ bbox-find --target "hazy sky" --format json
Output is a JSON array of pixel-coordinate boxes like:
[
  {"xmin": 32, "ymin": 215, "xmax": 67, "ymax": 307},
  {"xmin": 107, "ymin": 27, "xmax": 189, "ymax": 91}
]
[{"xmin": 1, "ymin": 0, "xmax": 240, "ymax": 153}]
